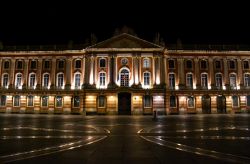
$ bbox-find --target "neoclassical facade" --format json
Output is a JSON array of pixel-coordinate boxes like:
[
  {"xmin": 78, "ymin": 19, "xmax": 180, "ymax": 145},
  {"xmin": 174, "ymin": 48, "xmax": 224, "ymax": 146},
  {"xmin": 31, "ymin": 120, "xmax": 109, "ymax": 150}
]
[{"xmin": 0, "ymin": 33, "xmax": 250, "ymax": 115}]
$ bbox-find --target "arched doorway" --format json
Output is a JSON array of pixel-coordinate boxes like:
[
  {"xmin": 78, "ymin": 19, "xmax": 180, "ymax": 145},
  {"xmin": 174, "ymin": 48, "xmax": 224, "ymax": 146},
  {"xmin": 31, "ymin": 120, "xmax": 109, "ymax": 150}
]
[
  {"xmin": 202, "ymin": 95, "xmax": 211, "ymax": 114},
  {"xmin": 118, "ymin": 92, "xmax": 131, "ymax": 115},
  {"xmin": 217, "ymin": 95, "xmax": 226, "ymax": 113},
  {"xmin": 120, "ymin": 69, "xmax": 129, "ymax": 87}
]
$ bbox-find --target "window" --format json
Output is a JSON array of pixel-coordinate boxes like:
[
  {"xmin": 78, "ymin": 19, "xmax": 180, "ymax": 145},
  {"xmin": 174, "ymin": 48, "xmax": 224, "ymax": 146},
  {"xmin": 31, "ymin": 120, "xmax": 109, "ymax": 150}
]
[
  {"xmin": 100, "ymin": 58, "xmax": 106, "ymax": 68},
  {"xmin": 2, "ymin": 74, "xmax": 9, "ymax": 88},
  {"xmin": 143, "ymin": 58, "xmax": 150, "ymax": 68},
  {"xmin": 57, "ymin": 73, "xmax": 64, "ymax": 88},
  {"xmin": 187, "ymin": 96, "xmax": 195, "ymax": 108},
  {"xmin": 186, "ymin": 60, "xmax": 192, "ymax": 69},
  {"xmin": 144, "ymin": 72, "xmax": 150, "ymax": 86},
  {"xmin": 215, "ymin": 60, "xmax": 221, "ymax": 69},
  {"xmin": 4, "ymin": 61, "xmax": 9, "ymax": 69},
  {"xmin": 170, "ymin": 95, "xmax": 176, "ymax": 107},
  {"xmin": 30, "ymin": 60, "xmax": 37, "ymax": 69},
  {"xmin": 15, "ymin": 73, "xmax": 22, "ymax": 89},
  {"xmin": 44, "ymin": 60, "xmax": 50, "ymax": 69},
  {"xmin": 73, "ymin": 96, "xmax": 80, "ymax": 107},
  {"xmin": 169, "ymin": 73, "xmax": 175, "ymax": 89},
  {"xmin": 201, "ymin": 73, "xmax": 208, "ymax": 88},
  {"xmin": 75, "ymin": 60, "xmax": 81, "ymax": 69},
  {"xmin": 55, "ymin": 96, "xmax": 63, "ymax": 107},
  {"xmin": 43, "ymin": 74, "xmax": 50, "ymax": 88},
  {"xmin": 27, "ymin": 95, "xmax": 34, "ymax": 107},
  {"xmin": 120, "ymin": 69, "xmax": 129, "ymax": 87},
  {"xmin": 168, "ymin": 59, "xmax": 175, "ymax": 69},
  {"xmin": 0, "ymin": 95, "xmax": 6, "ymax": 106},
  {"xmin": 186, "ymin": 73, "xmax": 193, "ymax": 88},
  {"xmin": 58, "ymin": 60, "xmax": 64, "ymax": 69},
  {"xmin": 144, "ymin": 95, "xmax": 152, "ymax": 107},
  {"xmin": 232, "ymin": 95, "xmax": 239, "ymax": 107},
  {"xmin": 215, "ymin": 73, "xmax": 223, "ymax": 88},
  {"xmin": 229, "ymin": 60, "xmax": 236, "ymax": 69},
  {"xmin": 229, "ymin": 74, "xmax": 237, "ymax": 89},
  {"xmin": 16, "ymin": 60, "xmax": 23, "ymax": 69},
  {"xmin": 98, "ymin": 96, "xmax": 105, "ymax": 108},
  {"xmin": 13, "ymin": 95, "xmax": 20, "ymax": 107},
  {"xmin": 99, "ymin": 72, "xmax": 106, "ymax": 87},
  {"xmin": 246, "ymin": 95, "xmax": 250, "ymax": 107},
  {"xmin": 200, "ymin": 60, "xmax": 207, "ymax": 69},
  {"xmin": 29, "ymin": 73, "xmax": 36, "ymax": 88},
  {"xmin": 244, "ymin": 74, "xmax": 250, "ymax": 87},
  {"xmin": 243, "ymin": 60, "xmax": 249, "ymax": 69},
  {"xmin": 74, "ymin": 73, "xmax": 81, "ymax": 89},
  {"xmin": 41, "ymin": 96, "xmax": 48, "ymax": 107}
]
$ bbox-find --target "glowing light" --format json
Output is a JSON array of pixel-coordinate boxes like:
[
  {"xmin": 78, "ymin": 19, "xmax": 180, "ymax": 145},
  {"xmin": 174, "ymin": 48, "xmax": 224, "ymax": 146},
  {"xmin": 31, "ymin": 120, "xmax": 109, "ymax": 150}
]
[
  {"xmin": 208, "ymin": 85, "xmax": 211, "ymax": 90},
  {"xmin": 237, "ymin": 85, "xmax": 240, "ymax": 90},
  {"xmin": 223, "ymin": 86, "xmax": 226, "ymax": 90},
  {"xmin": 175, "ymin": 85, "xmax": 179, "ymax": 90},
  {"xmin": 156, "ymin": 76, "xmax": 160, "ymax": 85}
]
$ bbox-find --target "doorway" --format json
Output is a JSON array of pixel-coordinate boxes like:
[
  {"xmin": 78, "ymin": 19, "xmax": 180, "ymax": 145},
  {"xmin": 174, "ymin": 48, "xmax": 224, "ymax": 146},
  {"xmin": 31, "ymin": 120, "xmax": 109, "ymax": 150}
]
[
  {"xmin": 217, "ymin": 95, "xmax": 226, "ymax": 113},
  {"xmin": 118, "ymin": 92, "xmax": 131, "ymax": 115},
  {"xmin": 202, "ymin": 95, "xmax": 211, "ymax": 114}
]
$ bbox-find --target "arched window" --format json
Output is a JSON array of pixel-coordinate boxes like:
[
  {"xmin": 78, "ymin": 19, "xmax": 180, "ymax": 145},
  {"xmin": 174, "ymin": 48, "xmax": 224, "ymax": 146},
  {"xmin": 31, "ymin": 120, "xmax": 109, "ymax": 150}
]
[
  {"xmin": 75, "ymin": 59, "xmax": 81, "ymax": 69},
  {"xmin": 229, "ymin": 73, "xmax": 237, "ymax": 89},
  {"xmin": 120, "ymin": 69, "xmax": 129, "ymax": 87},
  {"xmin": 186, "ymin": 73, "xmax": 193, "ymax": 88},
  {"xmin": 232, "ymin": 95, "xmax": 239, "ymax": 107},
  {"xmin": 2, "ymin": 73, "xmax": 9, "ymax": 88},
  {"xmin": 168, "ymin": 73, "xmax": 175, "ymax": 89},
  {"xmin": 244, "ymin": 73, "xmax": 250, "ymax": 87},
  {"xmin": 29, "ymin": 73, "xmax": 36, "ymax": 88},
  {"xmin": 15, "ymin": 73, "xmax": 22, "ymax": 89},
  {"xmin": 100, "ymin": 58, "xmax": 106, "ymax": 68},
  {"xmin": 201, "ymin": 73, "xmax": 208, "ymax": 88},
  {"xmin": 74, "ymin": 73, "xmax": 81, "ymax": 89},
  {"xmin": 143, "ymin": 58, "xmax": 150, "ymax": 68},
  {"xmin": 215, "ymin": 73, "xmax": 223, "ymax": 88},
  {"xmin": 43, "ymin": 73, "xmax": 50, "ymax": 88},
  {"xmin": 27, "ymin": 95, "xmax": 34, "ymax": 107},
  {"xmin": 13, "ymin": 95, "xmax": 20, "ymax": 107},
  {"xmin": 143, "ymin": 72, "xmax": 150, "ymax": 86},
  {"xmin": 99, "ymin": 72, "xmax": 106, "ymax": 88},
  {"xmin": 57, "ymin": 73, "xmax": 64, "ymax": 88}
]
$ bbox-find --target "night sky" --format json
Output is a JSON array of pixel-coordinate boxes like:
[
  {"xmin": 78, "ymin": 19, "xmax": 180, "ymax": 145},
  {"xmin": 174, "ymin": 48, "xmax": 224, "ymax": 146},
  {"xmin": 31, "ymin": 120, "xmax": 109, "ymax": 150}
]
[{"xmin": 0, "ymin": 2, "xmax": 249, "ymax": 46}]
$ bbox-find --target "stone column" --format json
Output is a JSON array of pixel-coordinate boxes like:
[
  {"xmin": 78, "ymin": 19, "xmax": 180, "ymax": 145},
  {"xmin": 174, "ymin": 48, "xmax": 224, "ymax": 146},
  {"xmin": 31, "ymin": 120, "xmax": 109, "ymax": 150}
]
[
  {"xmin": 36, "ymin": 58, "xmax": 42, "ymax": 89},
  {"xmin": 208, "ymin": 58, "xmax": 215, "ymax": 89},
  {"xmin": 223, "ymin": 58, "xmax": 229, "ymax": 89},
  {"xmin": 81, "ymin": 56, "xmax": 85, "ymax": 88},
  {"xmin": 161, "ymin": 55, "xmax": 166, "ymax": 86},
  {"xmin": 113, "ymin": 55, "xmax": 117, "ymax": 86},
  {"xmin": 108, "ymin": 54, "xmax": 117, "ymax": 88},
  {"xmin": 237, "ymin": 58, "xmax": 243, "ymax": 88},
  {"xmin": 65, "ymin": 58, "xmax": 72, "ymax": 90},
  {"xmin": 50, "ymin": 58, "xmax": 56, "ymax": 89},
  {"xmin": 152, "ymin": 56, "xmax": 155, "ymax": 85},
  {"xmin": 9, "ymin": 58, "xmax": 15, "ymax": 89},
  {"xmin": 84, "ymin": 56, "xmax": 90, "ymax": 86},
  {"xmin": 139, "ymin": 57, "xmax": 142, "ymax": 85},
  {"xmin": 194, "ymin": 58, "xmax": 200, "ymax": 89},
  {"xmin": 0, "ymin": 58, "xmax": 2, "ymax": 87},
  {"xmin": 178, "ymin": 58, "xmax": 185, "ymax": 89},
  {"xmin": 22, "ymin": 59, "xmax": 29, "ymax": 89}
]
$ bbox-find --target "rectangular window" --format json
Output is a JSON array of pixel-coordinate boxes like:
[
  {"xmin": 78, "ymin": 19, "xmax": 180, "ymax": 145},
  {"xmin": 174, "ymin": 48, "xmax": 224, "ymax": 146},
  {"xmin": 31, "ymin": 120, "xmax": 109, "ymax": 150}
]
[
  {"xmin": 201, "ymin": 74, "xmax": 208, "ymax": 88},
  {"xmin": 0, "ymin": 95, "xmax": 6, "ymax": 106},
  {"xmin": 13, "ymin": 95, "xmax": 20, "ymax": 107},
  {"xmin": 232, "ymin": 96, "xmax": 239, "ymax": 107},
  {"xmin": 144, "ymin": 95, "xmax": 152, "ymax": 108},
  {"xmin": 98, "ymin": 96, "xmax": 105, "ymax": 108},
  {"xmin": 16, "ymin": 61, "xmax": 23, "ymax": 69},
  {"xmin": 44, "ymin": 60, "xmax": 50, "ymax": 69},
  {"xmin": 100, "ymin": 73, "xmax": 106, "ymax": 87},
  {"xmin": 4, "ymin": 61, "xmax": 10, "ymax": 69},
  {"xmin": 187, "ymin": 96, "xmax": 195, "ymax": 108},
  {"xmin": 215, "ymin": 74, "xmax": 222, "ymax": 88},
  {"xmin": 229, "ymin": 74, "xmax": 237, "ymax": 89},
  {"xmin": 75, "ymin": 60, "xmax": 81, "ymax": 69},
  {"xmin": 169, "ymin": 73, "xmax": 175, "ymax": 89},
  {"xmin": 73, "ymin": 96, "xmax": 80, "ymax": 107},
  {"xmin": 143, "ymin": 59, "xmax": 150, "ymax": 68},
  {"xmin": 215, "ymin": 60, "xmax": 221, "ymax": 69},
  {"xmin": 168, "ymin": 60, "xmax": 175, "ymax": 69},
  {"xmin": 74, "ymin": 74, "xmax": 81, "ymax": 89},
  {"xmin": 30, "ymin": 60, "xmax": 37, "ymax": 69},
  {"xmin": 200, "ymin": 60, "xmax": 207, "ymax": 69},
  {"xmin": 144, "ymin": 72, "xmax": 150, "ymax": 86},
  {"xmin": 186, "ymin": 60, "xmax": 192, "ymax": 69},
  {"xmin": 41, "ymin": 96, "xmax": 48, "ymax": 107},
  {"xmin": 229, "ymin": 60, "xmax": 236, "ymax": 69},
  {"xmin": 58, "ymin": 60, "xmax": 64, "ymax": 69},
  {"xmin": 244, "ymin": 74, "xmax": 250, "ymax": 87},
  {"xmin": 100, "ymin": 59, "xmax": 106, "ymax": 68},
  {"xmin": 186, "ymin": 74, "xmax": 193, "ymax": 88},
  {"xmin": 243, "ymin": 61, "xmax": 249, "ymax": 69},
  {"xmin": 246, "ymin": 95, "xmax": 250, "ymax": 107},
  {"xmin": 27, "ymin": 95, "xmax": 34, "ymax": 107},
  {"xmin": 170, "ymin": 96, "xmax": 176, "ymax": 107},
  {"xmin": 55, "ymin": 96, "xmax": 63, "ymax": 107},
  {"xmin": 3, "ymin": 74, "xmax": 9, "ymax": 88}
]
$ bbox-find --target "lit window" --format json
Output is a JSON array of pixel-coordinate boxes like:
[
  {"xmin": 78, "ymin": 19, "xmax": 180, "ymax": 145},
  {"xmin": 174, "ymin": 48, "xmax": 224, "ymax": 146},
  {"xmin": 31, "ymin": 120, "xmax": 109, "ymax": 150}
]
[
  {"xmin": 170, "ymin": 95, "xmax": 176, "ymax": 107},
  {"xmin": 73, "ymin": 96, "xmax": 80, "ymax": 107},
  {"xmin": 201, "ymin": 73, "xmax": 208, "ymax": 88},
  {"xmin": 29, "ymin": 73, "xmax": 36, "ymax": 88},
  {"xmin": 243, "ymin": 61, "xmax": 249, "ymax": 69},
  {"xmin": 15, "ymin": 73, "xmax": 22, "ymax": 89},
  {"xmin": 27, "ymin": 95, "xmax": 34, "ymax": 107},
  {"xmin": 99, "ymin": 72, "xmax": 106, "ymax": 87},
  {"xmin": 169, "ymin": 73, "xmax": 175, "ymax": 89},
  {"xmin": 215, "ymin": 73, "xmax": 223, "ymax": 88},
  {"xmin": 144, "ymin": 95, "xmax": 152, "ymax": 108},
  {"xmin": 187, "ymin": 96, "xmax": 195, "ymax": 108},
  {"xmin": 186, "ymin": 73, "xmax": 193, "ymax": 88},
  {"xmin": 244, "ymin": 74, "xmax": 250, "ymax": 87},
  {"xmin": 2, "ymin": 74, "xmax": 9, "ymax": 88},
  {"xmin": 57, "ymin": 73, "xmax": 64, "ymax": 88},
  {"xmin": 144, "ymin": 72, "xmax": 150, "ymax": 86},
  {"xmin": 43, "ymin": 74, "xmax": 50, "ymax": 88},
  {"xmin": 100, "ymin": 59, "xmax": 106, "ymax": 68},
  {"xmin": 0, "ymin": 95, "xmax": 6, "ymax": 107},
  {"xmin": 232, "ymin": 95, "xmax": 239, "ymax": 107},
  {"xmin": 120, "ymin": 69, "xmax": 129, "ymax": 87},
  {"xmin": 168, "ymin": 59, "xmax": 175, "ymax": 69},
  {"xmin": 143, "ymin": 58, "xmax": 150, "ymax": 68},
  {"xmin": 41, "ymin": 96, "xmax": 48, "ymax": 107},
  {"xmin": 55, "ymin": 96, "xmax": 63, "ymax": 107},
  {"xmin": 13, "ymin": 95, "xmax": 20, "ymax": 107},
  {"xmin": 229, "ymin": 74, "xmax": 237, "ymax": 89},
  {"xmin": 98, "ymin": 96, "xmax": 105, "ymax": 108}
]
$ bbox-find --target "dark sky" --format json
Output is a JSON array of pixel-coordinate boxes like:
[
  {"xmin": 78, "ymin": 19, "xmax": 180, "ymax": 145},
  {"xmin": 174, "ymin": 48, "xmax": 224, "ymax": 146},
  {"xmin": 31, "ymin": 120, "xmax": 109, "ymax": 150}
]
[{"xmin": 0, "ymin": 1, "xmax": 249, "ymax": 46}]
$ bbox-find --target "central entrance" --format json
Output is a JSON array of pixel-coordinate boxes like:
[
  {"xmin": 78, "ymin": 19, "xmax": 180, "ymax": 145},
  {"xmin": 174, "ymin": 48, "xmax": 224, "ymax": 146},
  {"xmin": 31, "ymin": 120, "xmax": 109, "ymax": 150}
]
[{"xmin": 118, "ymin": 92, "xmax": 131, "ymax": 115}]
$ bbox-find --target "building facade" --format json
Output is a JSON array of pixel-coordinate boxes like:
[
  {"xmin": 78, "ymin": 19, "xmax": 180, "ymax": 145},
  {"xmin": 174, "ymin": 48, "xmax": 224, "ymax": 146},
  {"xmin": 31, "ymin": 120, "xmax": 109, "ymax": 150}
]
[{"xmin": 0, "ymin": 33, "xmax": 250, "ymax": 115}]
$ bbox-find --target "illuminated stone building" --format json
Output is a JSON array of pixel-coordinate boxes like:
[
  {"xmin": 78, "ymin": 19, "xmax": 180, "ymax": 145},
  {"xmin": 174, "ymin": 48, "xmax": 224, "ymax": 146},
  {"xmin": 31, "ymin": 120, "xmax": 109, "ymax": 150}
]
[{"xmin": 0, "ymin": 33, "xmax": 249, "ymax": 115}]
